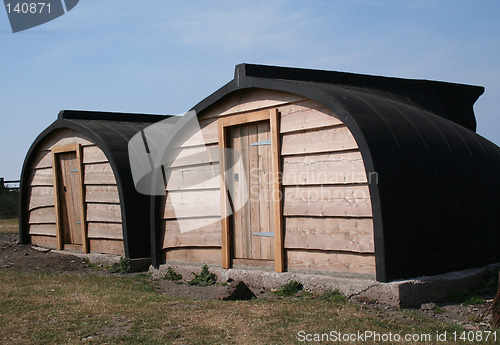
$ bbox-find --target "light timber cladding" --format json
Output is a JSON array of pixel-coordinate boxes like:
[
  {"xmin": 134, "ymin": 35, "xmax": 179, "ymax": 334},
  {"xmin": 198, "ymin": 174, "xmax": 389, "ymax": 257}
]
[
  {"xmin": 159, "ymin": 89, "xmax": 375, "ymax": 275},
  {"xmin": 26, "ymin": 129, "xmax": 124, "ymax": 254}
]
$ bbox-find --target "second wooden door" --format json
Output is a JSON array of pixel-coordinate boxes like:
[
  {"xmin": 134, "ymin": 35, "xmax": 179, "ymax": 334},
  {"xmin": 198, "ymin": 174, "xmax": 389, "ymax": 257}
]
[{"xmin": 55, "ymin": 151, "xmax": 83, "ymax": 248}]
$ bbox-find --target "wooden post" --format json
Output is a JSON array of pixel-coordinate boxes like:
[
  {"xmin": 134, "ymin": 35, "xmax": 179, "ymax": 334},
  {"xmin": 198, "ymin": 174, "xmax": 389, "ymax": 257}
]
[
  {"xmin": 51, "ymin": 150, "xmax": 64, "ymax": 250},
  {"xmin": 75, "ymin": 144, "xmax": 89, "ymax": 253},
  {"xmin": 270, "ymin": 109, "xmax": 284, "ymax": 273},
  {"xmin": 218, "ymin": 120, "xmax": 231, "ymax": 269}
]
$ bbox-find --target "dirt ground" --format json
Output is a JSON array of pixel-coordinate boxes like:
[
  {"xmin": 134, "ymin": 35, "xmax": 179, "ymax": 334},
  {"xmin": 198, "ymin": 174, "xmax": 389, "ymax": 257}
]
[
  {"xmin": 0, "ymin": 233, "xmax": 92, "ymax": 273},
  {"xmin": 0, "ymin": 232, "xmax": 495, "ymax": 330}
]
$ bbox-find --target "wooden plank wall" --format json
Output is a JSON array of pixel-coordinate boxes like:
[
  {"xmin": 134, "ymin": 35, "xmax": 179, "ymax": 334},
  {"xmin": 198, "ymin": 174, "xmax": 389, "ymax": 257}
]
[
  {"xmin": 159, "ymin": 89, "xmax": 375, "ymax": 274},
  {"xmin": 27, "ymin": 129, "xmax": 124, "ymax": 255}
]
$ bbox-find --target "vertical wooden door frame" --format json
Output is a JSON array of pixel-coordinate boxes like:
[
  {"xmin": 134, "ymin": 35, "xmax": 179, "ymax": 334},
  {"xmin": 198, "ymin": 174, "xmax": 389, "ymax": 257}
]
[
  {"xmin": 51, "ymin": 144, "xmax": 88, "ymax": 253},
  {"xmin": 218, "ymin": 109, "xmax": 284, "ymax": 272}
]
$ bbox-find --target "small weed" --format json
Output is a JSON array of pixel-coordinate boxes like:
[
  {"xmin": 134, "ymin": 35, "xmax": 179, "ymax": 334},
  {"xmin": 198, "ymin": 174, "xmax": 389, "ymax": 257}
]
[
  {"xmin": 188, "ymin": 264, "xmax": 217, "ymax": 286},
  {"xmin": 163, "ymin": 267, "xmax": 182, "ymax": 281},
  {"xmin": 221, "ymin": 282, "xmax": 228, "ymax": 286},
  {"xmin": 433, "ymin": 306, "xmax": 444, "ymax": 315},
  {"xmin": 84, "ymin": 258, "xmax": 102, "ymax": 270},
  {"xmin": 273, "ymin": 281, "xmax": 303, "ymax": 297},
  {"xmin": 321, "ymin": 290, "xmax": 347, "ymax": 304},
  {"xmin": 108, "ymin": 257, "xmax": 130, "ymax": 274}
]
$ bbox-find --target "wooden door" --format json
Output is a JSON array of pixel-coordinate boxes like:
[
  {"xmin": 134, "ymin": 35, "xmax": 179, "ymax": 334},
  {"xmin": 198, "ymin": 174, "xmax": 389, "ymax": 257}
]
[
  {"xmin": 228, "ymin": 121, "xmax": 274, "ymax": 261},
  {"xmin": 55, "ymin": 151, "xmax": 83, "ymax": 248}
]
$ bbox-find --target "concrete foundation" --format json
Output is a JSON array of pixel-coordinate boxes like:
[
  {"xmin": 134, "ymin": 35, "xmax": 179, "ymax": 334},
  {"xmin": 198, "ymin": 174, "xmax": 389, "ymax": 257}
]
[
  {"xmin": 51, "ymin": 249, "xmax": 121, "ymax": 266},
  {"xmin": 150, "ymin": 262, "xmax": 500, "ymax": 307},
  {"xmin": 50, "ymin": 249, "xmax": 150, "ymax": 272}
]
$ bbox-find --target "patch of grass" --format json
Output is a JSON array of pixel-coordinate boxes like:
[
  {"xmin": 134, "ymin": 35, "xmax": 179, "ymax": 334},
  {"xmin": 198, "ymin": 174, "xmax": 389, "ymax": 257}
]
[
  {"xmin": 163, "ymin": 266, "xmax": 182, "ymax": 281},
  {"xmin": 0, "ymin": 218, "xmax": 18, "ymax": 234},
  {"xmin": 433, "ymin": 306, "xmax": 444, "ymax": 315},
  {"xmin": 448, "ymin": 291, "xmax": 485, "ymax": 306},
  {"xmin": 188, "ymin": 264, "xmax": 217, "ymax": 286},
  {"xmin": 273, "ymin": 280, "xmax": 303, "ymax": 297},
  {"xmin": 321, "ymin": 289, "xmax": 347, "ymax": 304},
  {"xmin": 108, "ymin": 257, "xmax": 131, "ymax": 274},
  {"xmin": 0, "ymin": 269, "xmax": 471, "ymax": 345}
]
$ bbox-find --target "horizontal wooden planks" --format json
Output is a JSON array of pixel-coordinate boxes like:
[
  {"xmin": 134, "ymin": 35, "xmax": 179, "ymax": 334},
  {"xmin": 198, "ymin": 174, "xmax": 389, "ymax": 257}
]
[
  {"xmin": 85, "ymin": 185, "xmax": 120, "ymax": 203},
  {"xmin": 281, "ymin": 126, "xmax": 358, "ymax": 156},
  {"xmin": 84, "ymin": 163, "xmax": 117, "ymax": 185},
  {"xmin": 162, "ymin": 190, "xmax": 221, "ymax": 219},
  {"xmin": 28, "ymin": 186, "xmax": 55, "ymax": 210},
  {"xmin": 279, "ymin": 101, "xmax": 343, "ymax": 133},
  {"xmin": 287, "ymin": 249, "xmax": 376, "ymax": 274},
  {"xmin": 181, "ymin": 118, "xmax": 219, "ymax": 147},
  {"xmin": 28, "ymin": 168, "xmax": 54, "ymax": 186},
  {"xmin": 282, "ymin": 151, "xmax": 367, "ymax": 185},
  {"xmin": 31, "ymin": 235, "xmax": 58, "ymax": 249},
  {"xmin": 169, "ymin": 144, "xmax": 219, "ymax": 167},
  {"xmin": 31, "ymin": 151, "xmax": 53, "ymax": 170},
  {"xmin": 86, "ymin": 203, "xmax": 122, "ymax": 223},
  {"xmin": 163, "ymin": 247, "xmax": 221, "ymax": 264},
  {"xmin": 89, "ymin": 239, "xmax": 124, "ymax": 255},
  {"xmin": 200, "ymin": 89, "xmax": 307, "ymax": 120},
  {"xmin": 161, "ymin": 218, "xmax": 221, "ymax": 248},
  {"xmin": 37, "ymin": 129, "xmax": 94, "ymax": 151},
  {"xmin": 165, "ymin": 163, "xmax": 220, "ymax": 191},
  {"xmin": 284, "ymin": 217, "xmax": 374, "ymax": 253},
  {"xmin": 29, "ymin": 224, "xmax": 57, "ymax": 236},
  {"xmin": 87, "ymin": 222, "xmax": 123, "ymax": 240},
  {"xmin": 28, "ymin": 206, "xmax": 56, "ymax": 224},
  {"xmin": 82, "ymin": 145, "xmax": 109, "ymax": 164},
  {"xmin": 162, "ymin": 217, "xmax": 221, "ymax": 232},
  {"xmin": 284, "ymin": 185, "xmax": 372, "ymax": 217}
]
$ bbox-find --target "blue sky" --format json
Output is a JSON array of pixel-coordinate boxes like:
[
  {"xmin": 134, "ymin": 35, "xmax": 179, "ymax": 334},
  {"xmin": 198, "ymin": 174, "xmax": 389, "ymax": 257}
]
[{"xmin": 1, "ymin": 0, "xmax": 499, "ymax": 180}]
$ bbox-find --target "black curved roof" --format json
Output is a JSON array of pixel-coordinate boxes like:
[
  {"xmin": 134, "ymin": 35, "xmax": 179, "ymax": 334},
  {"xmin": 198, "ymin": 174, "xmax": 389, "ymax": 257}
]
[
  {"xmin": 20, "ymin": 110, "xmax": 169, "ymax": 259},
  {"xmin": 191, "ymin": 64, "xmax": 499, "ymax": 282}
]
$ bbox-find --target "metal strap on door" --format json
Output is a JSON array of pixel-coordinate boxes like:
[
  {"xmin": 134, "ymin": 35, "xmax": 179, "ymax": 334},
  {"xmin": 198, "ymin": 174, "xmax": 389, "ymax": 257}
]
[
  {"xmin": 250, "ymin": 139, "xmax": 271, "ymax": 146},
  {"xmin": 252, "ymin": 232, "xmax": 274, "ymax": 237}
]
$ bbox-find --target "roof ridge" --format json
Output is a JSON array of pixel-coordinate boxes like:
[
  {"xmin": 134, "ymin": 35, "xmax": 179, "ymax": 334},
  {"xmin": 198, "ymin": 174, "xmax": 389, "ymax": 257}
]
[{"xmin": 58, "ymin": 110, "xmax": 171, "ymax": 123}]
